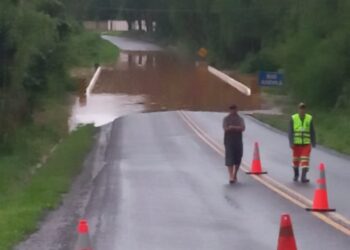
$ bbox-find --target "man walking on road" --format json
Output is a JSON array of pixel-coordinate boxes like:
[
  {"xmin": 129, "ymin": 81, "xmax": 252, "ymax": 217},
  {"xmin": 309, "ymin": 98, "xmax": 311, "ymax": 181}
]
[
  {"xmin": 223, "ymin": 105, "xmax": 245, "ymax": 184},
  {"xmin": 289, "ymin": 103, "xmax": 316, "ymax": 183}
]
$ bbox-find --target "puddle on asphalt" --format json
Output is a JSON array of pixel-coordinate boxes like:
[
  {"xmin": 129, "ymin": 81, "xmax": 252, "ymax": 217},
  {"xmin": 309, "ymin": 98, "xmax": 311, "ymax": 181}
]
[{"xmin": 70, "ymin": 51, "xmax": 261, "ymax": 130}]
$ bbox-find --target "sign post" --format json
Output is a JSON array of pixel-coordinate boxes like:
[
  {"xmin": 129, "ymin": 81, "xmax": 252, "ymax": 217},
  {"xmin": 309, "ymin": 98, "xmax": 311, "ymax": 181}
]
[{"xmin": 259, "ymin": 71, "xmax": 284, "ymax": 87}]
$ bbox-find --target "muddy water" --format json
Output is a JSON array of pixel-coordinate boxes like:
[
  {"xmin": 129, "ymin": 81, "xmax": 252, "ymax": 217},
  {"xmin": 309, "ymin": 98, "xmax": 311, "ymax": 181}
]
[
  {"xmin": 70, "ymin": 51, "xmax": 261, "ymax": 129},
  {"xmin": 69, "ymin": 94, "xmax": 145, "ymax": 130}
]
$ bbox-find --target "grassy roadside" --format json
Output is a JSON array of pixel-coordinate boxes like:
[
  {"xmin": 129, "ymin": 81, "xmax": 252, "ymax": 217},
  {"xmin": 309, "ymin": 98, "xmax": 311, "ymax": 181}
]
[
  {"xmin": 0, "ymin": 30, "xmax": 118, "ymax": 249},
  {"xmin": 0, "ymin": 125, "xmax": 94, "ymax": 249},
  {"xmin": 68, "ymin": 31, "xmax": 120, "ymax": 67},
  {"xmin": 254, "ymin": 98, "xmax": 350, "ymax": 155},
  {"xmin": 253, "ymin": 113, "xmax": 290, "ymax": 133}
]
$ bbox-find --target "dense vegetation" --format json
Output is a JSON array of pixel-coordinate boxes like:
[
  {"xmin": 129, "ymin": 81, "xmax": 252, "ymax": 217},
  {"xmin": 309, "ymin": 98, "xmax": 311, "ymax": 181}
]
[
  {"xmin": 1, "ymin": 0, "xmax": 69, "ymax": 147},
  {"xmin": 88, "ymin": 0, "xmax": 350, "ymax": 110},
  {"xmin": 0, "ymin": 0, "xmax": 116, "ymax": 150}
]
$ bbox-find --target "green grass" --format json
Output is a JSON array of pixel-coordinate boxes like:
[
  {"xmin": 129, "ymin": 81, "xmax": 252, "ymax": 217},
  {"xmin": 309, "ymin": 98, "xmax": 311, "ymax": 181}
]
[
  {"xmin": 101, "ymin": 31, "xmax": 122, "ymax": 36},
  {"xmin": 254, "ymin": 110, "xmax": 350, "ymax": 155},
  {"xmin": 97, "ymin": 36, "xmax": 120, "ymax": 64},
  {"xmin": 314, "ymin": 111, "xmax": 350, "ymax": 154},
  {"xmin": 67, "ymin": 31, "xmax": 120, "ymax": 67},
  {"xmin": 253, "ymin": 114, "xmax": 290, "ymax": 133},
  {"xmin": 0, "ymin": 125, "xmax": 94, "ymax": 250}
]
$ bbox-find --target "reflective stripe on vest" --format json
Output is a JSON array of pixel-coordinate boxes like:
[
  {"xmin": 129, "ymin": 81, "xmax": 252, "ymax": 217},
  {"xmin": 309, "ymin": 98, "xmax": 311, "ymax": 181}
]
[{"xmin": 292, "ymin": 114, "xmax": 312, "ymax": 145}]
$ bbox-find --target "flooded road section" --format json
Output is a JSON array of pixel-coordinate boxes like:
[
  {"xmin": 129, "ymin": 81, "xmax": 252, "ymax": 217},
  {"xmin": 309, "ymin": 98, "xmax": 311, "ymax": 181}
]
[{"xmin": 70, "ymin": 51, "xmax": 261, "ymax": 129}]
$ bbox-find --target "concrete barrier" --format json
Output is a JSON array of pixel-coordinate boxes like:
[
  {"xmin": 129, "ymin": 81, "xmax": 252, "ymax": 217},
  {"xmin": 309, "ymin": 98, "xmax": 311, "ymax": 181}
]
[
  {"xmin": 208, "ymin": 66, "xmax": 251, "ymax": 96},
  {"xmin": 86, "ymin": 67, "xmax": 102, "ymax": 97}
]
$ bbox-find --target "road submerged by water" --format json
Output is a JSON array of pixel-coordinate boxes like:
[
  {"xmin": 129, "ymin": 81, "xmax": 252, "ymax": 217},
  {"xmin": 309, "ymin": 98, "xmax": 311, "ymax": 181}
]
[{"xmin": 69, "ymin": 35, "xmax": 261, "ymax": 131}]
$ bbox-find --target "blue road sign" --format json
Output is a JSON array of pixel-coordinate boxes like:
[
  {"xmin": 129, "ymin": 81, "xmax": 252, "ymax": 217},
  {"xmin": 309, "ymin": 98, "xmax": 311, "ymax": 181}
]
[{"xmin": 259, "ymin": 71, "xmax": 283, "ymax": 86}]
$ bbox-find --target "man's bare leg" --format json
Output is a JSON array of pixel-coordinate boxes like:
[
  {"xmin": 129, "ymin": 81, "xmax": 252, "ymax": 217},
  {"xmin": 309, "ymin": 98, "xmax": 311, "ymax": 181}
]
[
  {"xmin": 227, "ymin": 166, "xmax": 234, "ymax": 183},
  {"xmin": 233, "ymin": 165, "xmax": 240, "ymax": 182}
]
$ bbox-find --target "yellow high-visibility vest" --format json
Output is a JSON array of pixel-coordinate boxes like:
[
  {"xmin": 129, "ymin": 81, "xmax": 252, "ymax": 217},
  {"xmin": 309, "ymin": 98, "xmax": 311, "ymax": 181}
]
[{"xmin": 292, "ymin": 114, "xmax": 312, "ymax": 145}]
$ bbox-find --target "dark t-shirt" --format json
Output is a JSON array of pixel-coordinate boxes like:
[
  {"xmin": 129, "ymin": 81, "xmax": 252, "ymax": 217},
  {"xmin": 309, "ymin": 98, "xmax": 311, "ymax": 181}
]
[{"xmin": 223, "ymin": 114, "xmax": 245, "ymax": 145}]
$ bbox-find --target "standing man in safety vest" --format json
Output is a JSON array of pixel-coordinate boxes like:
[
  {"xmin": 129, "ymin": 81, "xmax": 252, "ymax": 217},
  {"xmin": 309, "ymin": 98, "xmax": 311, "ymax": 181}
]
[{"xmin": 288, "ymin": 103, "xmax": 316, "ymax": 183}]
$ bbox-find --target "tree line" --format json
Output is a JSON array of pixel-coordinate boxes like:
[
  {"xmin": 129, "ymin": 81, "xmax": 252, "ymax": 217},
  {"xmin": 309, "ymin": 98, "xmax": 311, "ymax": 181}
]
[
  {"xmin": 88, "ymin": 0, "xmax": 350, "ymax": 109},
  {"xmin": 0, "ymin": 0, "xmax": 97, "ymax": 149}
]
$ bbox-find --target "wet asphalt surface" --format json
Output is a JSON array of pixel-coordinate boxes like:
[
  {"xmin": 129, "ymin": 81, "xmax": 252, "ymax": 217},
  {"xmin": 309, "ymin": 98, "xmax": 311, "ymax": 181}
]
[
  {"xmin": 17, "ymin": 112, "xmax": 350, "ymax": 250},
  {"xmin": 185, "ymin": 111, "xmax": 350, "ymax": 218},
  {"xmin": 84, "ymin": 112, "xmax": 350, "ymax": 250}
]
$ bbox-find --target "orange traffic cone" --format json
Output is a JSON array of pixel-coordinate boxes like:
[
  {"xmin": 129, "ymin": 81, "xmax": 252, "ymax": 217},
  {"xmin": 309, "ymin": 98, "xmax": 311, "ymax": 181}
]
[
  {"xmin": 277, "ymin": 214, "xmax": 298, "ymax": 250},
  {"xmin": 246, "ymin": 142, "xmax": 267, "ymax": 175},
  {"xmin": 74, "ymin": 219, "xmax": 93, "ymax": 250},
  {"xmin": 306, "ymin": 163, "xmax": 336, "ymax": 212}
]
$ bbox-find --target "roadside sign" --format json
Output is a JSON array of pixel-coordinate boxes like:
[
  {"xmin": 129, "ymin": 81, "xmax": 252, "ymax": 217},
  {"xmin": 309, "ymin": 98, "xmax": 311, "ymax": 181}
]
[
  {"xmin": 197, "ymin": 47, "xmax": 208, "ymax": 58},
  {"xmin": 259, "ymin": 71, "xmax": 283, "ymax": 86}
]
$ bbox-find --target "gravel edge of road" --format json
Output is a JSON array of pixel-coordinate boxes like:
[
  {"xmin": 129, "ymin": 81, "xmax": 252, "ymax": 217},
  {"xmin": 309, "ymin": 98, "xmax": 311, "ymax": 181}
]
[{"xmin": 15, "ymin": 124, "xmax": 114, "ymax": 250}]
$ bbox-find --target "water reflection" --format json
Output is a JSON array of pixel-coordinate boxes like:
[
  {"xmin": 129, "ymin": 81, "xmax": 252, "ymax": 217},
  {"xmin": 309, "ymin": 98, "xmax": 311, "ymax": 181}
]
[
  {"xmin": 94, "ymin": 51, "xmax": 261, "ymax": 112},
  {"xmin": 70, "ymin": 51, "xmax": 261, "ymax": 130}
]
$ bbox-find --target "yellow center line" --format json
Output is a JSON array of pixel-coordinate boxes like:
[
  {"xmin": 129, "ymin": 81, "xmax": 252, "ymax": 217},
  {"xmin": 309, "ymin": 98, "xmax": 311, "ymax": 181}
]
[{"xmin": 178, "ymin": 111, "xmax": 350, "ymax": 236}]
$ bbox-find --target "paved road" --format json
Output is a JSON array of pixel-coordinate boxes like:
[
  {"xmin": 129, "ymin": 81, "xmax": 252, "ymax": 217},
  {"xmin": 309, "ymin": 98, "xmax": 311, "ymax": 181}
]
[
  {"xmin": 17, "ymin": 111, "xmax": 350, "ymax": 249},
  {"xmin": 87, "ymin": 112, "xmax": 350, "ymax": 249}
]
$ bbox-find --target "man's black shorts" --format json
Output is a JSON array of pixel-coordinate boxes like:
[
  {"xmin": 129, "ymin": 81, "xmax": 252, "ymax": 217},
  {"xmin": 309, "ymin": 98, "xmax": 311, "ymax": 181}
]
[{"xmin": 225, "ymin": 142, "xmax": 243, "ymax": 167}]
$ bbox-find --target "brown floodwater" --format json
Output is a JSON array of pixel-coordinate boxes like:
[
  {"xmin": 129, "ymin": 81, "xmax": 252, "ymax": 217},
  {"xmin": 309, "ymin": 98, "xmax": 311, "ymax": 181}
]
[{"xmin": 70, "ymin": 51, "xmax": 261, "ymax": 129}]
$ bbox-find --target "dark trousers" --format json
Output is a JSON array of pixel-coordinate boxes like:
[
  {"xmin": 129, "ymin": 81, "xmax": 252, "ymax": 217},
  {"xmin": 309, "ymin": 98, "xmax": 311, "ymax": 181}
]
[{"xmin": 225, "ymin": 142, "xmax": 243, "ymax": 167}]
